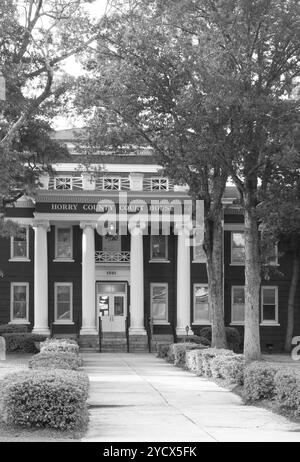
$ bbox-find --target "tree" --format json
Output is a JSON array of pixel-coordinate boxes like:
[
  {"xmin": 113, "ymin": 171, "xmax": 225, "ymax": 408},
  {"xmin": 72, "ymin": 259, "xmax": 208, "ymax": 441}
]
[
  {"xmin": 0, "ymin": 0, "xmax": 110, "ymax": 234},
  {"xmin": 259, "ymin": 150, "xmax": 300, "ymax": 352},
  {"xmin": 74, "ymin": 0, "xmax": 233, "ymax": 347}
]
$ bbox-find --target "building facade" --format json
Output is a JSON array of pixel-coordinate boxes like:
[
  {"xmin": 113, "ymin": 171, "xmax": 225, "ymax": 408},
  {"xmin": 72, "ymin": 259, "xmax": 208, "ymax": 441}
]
[{"xmin": 0, "ymin": 130, "xmax": 299, "ymax": 351}]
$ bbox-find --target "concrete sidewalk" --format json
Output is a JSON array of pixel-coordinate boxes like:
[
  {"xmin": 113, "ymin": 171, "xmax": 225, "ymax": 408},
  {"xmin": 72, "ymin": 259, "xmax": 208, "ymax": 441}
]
[{"xmin": 82, "ymin": 352, "xmax": 300, "ymax": 442}]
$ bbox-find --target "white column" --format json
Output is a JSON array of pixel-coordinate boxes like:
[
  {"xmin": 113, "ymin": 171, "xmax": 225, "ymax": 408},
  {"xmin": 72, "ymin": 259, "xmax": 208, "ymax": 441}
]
[
  {"xmin": 80, "ymin": 222, "xmax": 97, "ymax": 335},
  {"xmin": 176, "ymin": 223, "xmax": 193, "ymax": 336},
  {"xmin": 129, "ymin": 221, "xmax": 146, "ymax": 335},
  {"xmin": 32, "ymin": 220, "xmax": 50, "ymax": 335}
]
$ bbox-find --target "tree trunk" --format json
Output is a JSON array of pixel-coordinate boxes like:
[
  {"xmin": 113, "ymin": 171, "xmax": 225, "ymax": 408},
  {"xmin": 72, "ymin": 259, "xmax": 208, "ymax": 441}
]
[
  {"xmin": 284, "ymin": 251, "xmax": 299, "ymax": 352},
  {"xmin": 244, "ymin": 204, "xmax": 261, "ymax": 361},
  {"xmin": 205, "ymin": 215, "xmax": 227, "ymax": 349}
]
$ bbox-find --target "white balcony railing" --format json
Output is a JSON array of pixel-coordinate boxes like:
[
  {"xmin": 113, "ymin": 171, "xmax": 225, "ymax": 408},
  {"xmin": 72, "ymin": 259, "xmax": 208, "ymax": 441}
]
[{"xmin": 95, "ymin": 251, "xmax": 130, "ymax": 263}]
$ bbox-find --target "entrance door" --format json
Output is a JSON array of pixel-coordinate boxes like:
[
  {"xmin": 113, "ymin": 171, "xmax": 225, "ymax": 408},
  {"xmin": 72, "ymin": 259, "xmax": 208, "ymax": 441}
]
[{"xmin": 96, "ymin": 282, "xmax": 127, "ymax": 332}]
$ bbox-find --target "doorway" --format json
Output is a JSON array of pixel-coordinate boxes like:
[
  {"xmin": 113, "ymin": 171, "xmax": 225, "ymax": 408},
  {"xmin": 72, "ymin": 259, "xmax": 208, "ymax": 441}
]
[{"xmin": 96, "ymin": 282, "xmax": 127, "ymax": 332}]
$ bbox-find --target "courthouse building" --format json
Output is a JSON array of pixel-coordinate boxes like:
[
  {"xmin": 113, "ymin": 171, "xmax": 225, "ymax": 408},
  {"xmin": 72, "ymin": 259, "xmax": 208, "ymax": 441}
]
[{"xmin": 0, "ymin": 129, "xmax": 299, "ymax": 351}]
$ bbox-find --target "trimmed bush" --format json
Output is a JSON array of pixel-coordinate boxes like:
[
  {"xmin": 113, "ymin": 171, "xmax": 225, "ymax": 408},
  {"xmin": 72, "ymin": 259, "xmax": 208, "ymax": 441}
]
[
  {"xmin": 2, "ymin": 333, "xmax": 47, "ymax": 353},
  {"xmin": 199, "ymin": 327, "xmax": 242, "ymax": 352},
  {"xmin": 274, "ymin": 369, "xmax": 300, "ymax": 416},
  {"xmin": 40, "ymin": 338, "xmax": 79, "ymax": 355},
  {"xmin": 0, "ymin": 324, "xmax": 28, "ymax": 334},
  {"xmin": 186, "ymin": 349, "xmax": 202, "ymax": 373},
  {"xmin": 243, "ymin": 362, "xmax": 278, "ymax": 402},
  {"xmin": 156, "ymin": 343, "xmax": 171, "ymax": 359},
  {"xmin": 1, "ymin": 369, "xmax": 89, "ymax": 430},
  {"xmin": 210, "ymin": 354, "xmax": 245, "ymax": 384},
  {"xmin": 200, "ymin": 348, "xmax": 236, "ymax": 377},
  {"xmin": 29, "ymin": 352, "xmax": 83, "ymax": 370},
  {"xmin": 173, "ymin": 343, "xmax": 206, "ymax": 368},
  {"xmin": 182, "ymin": 336, "xmax": 211, "ymax": 346}
]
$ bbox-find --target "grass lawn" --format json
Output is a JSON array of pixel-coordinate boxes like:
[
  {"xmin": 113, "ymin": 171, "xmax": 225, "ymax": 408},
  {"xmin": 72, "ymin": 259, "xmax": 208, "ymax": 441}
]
[{"xmin": 0, "ymin": 353, "xmax": 84, "ymax": 442}]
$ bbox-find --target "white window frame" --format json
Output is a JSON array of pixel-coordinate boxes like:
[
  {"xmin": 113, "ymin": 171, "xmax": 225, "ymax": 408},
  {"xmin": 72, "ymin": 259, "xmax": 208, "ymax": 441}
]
[
  {"xmin": 150, "ymin": 235, "xmax": 169, "ymax": 262},
  {"xmin": 54, "ymin": 176, "xmax": 72, "ymax": 190},
  {"xmin": 193, "ymin": 283, "xmax": 211, "ymax": 325},
  {"xmin": 54, "ymin": 226, "xmax": 74, "ymax": 261},
  {"xmin": 150, "ymin": 283, "xmax": 169, "ymax": 325},
  {"xmin": 150, "ymin": 177, "xmax": 169, "ymax": 191},
  {"xmin": 10, "ymin": 227, "xmax": 30, "ymax": 261},
  {"xmin": 263, "ymin": 243, "xmax": 279, "ymax": 266},
  {"xmin": 231, "ymin": 285, "xmax": 245, "ymax": 326},
  {"xmin": 54, "ymin": 282, "xmax": 74, "ymax": 324},
  {"xmin": 230, "ymin": 232, "xmax": 245, "ymax": 266},
  {"xmin": 261, "ymin": 286, "xmax": 279, "ymax": 325},
  {"xmin": 10, "ymin": 282, "xmax": 29, "ymax": 324}
]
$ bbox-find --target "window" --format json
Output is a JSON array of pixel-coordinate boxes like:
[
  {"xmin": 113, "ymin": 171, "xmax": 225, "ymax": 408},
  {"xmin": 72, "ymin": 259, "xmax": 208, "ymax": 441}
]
[
  {"xmin": 231, "ymin": 232, "xmax": 245, "ymax": 264},
  {"xmin": 54, "ymin": 283, "xmax": 73, "ymax": 323},
  {"xmin": 55, "ymin": 227, "xmax": 73, "ymax": 260},
  {"xmin": 231, "ymin": 286, "xmax": 245, "ymax": 325},
  {"xmin": 10, "ymin": 227, "xmax": 29, "ymax": 260},
  {"xmin": 261, "ymin": 286, "xmax": 278, "ymax": 325},
  {"xmin": 264, "ymin": 244, "xmax": 279, "ymax": 266},
  {"xmin": 103, "ymin": 177, "xmax": 120, "ymax": 190},
  {"xmin": 193, "ymin": 285, "xmax": 210, "ymax": 324},
  {"xmin": 150, "ymin": 283, "xmax": 168, "ymax": 324},
  {"xmin": 193, "ymin": 230, "xmax": 206, "ymax": 262},
  {"xmin": 10, "ymin": 283, "xmax": 29, "ymax": 323},
  {"xmin": 151, "ymin": 178, "xmax": 169, "ymax": 191},
  {"xmin": 55, "ymin": 177, "xmax": 72, "ymax": 190},
  {"xmin": 150, "ymin": 235, "xmax": 168, "ymax": 261}
]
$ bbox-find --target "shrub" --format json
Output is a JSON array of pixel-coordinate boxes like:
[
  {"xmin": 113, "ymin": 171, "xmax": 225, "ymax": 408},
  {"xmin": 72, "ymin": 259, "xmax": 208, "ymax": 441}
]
[
  {"xmin": 29, "ymin": 352, "xmax": 83, "ymax": 370},
  {"xmin": 243, "ymin": 362, "xmax": 278, "ymax": 402},
  {"xmin": 199, "ymin": 327, "xmax": 242, "ymax": 352},
  {"xmin": 182, "ymin": 336, "xmax": 211, "ymax": 346},
  {"xmin": 200, "ymin": 348, "xmax": 236, "ymax": 377},
  {"xmin": 156, "ymin": 343, "xmax": 171, "ymax": 359},
  {"xmin": 1, "ymin": 369, "xmax": 89, "ymax": 430},
  {"xmin": 40, "ymin": 338, "xmax": 79, "ymax": 355},
  {"xmin": 211, "ymin": 354, "xmax": 245, "ymax": 384},
  {"xmin": 2, "ymin": 333, "xmax": 47, "ymax": 353},
  {"xmin": 186, "ymin": 349, "xmax": 202, "ymax": 373},
  {"xmin": 274, "ymin": 369, "xmax": 300, "ymax": 416},
  {"xmin": 0, "ymin": 324, "xmax": 28, "ymax": 334},
  {"xmin": 173, "ymin": 343, "xmax": 206, "ymax": 368}
]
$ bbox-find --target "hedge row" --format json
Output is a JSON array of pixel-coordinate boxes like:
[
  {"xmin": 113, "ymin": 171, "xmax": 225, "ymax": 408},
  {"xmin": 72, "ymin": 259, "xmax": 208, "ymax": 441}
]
[
  {"xmin": 1, "ymin": 337, "xmax": 89, "ymax": 431},
  {"xmin": 243, "ymin": 362, "xmax": 300, "ymax": 417},
  {"xmin": 1, "ymin": 369, "xmax": 89, "ymax": 430},
  {"xmin": 162, "ymin": 342, "xmax": 245, "ymax": 385},
  {"xmin": 2, "ymin": 333, "xmax": 47, "ymax": 353}
]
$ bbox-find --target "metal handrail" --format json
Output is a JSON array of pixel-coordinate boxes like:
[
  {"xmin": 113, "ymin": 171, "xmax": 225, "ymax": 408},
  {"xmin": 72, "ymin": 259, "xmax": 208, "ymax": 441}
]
[
  {"xmin": 98, "ymin": 317, "xmax": 102, "ymax": 353},
  {"xmin": 125, "ymin": 313, "xmax": 130, "ymax": 353},
  {"xmin": 147, "ymin": 316, "xmax": 153, "ymax": 353}
]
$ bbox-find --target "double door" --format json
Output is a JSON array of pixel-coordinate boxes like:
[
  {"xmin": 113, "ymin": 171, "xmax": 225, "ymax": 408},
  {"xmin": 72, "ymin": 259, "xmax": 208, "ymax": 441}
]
[{"xmin": 96, "ymin": 282, "xmax": 127, "ymax": 332}]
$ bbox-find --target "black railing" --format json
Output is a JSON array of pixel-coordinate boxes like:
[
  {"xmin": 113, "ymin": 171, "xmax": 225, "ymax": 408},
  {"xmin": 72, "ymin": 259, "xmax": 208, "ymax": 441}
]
[
  {"xmin": 172, "ymin": 320, "xmax": 177, "ymax": 344},
  {"xmin": 125, "ymin": 313, "xmax": 130, "ymax": 353},
  {"xmin": 98, "ymin": 317, "xmax": 102, "ymax": 353},
  {"xmin": 147, "ymin": 316, "xmax": 153, "ymax": 353}
]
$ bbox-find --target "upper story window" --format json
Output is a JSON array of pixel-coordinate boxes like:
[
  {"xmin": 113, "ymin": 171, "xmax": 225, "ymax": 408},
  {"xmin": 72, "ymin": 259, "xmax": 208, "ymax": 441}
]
[
  {"xmin": 103, "ymin": 177, "xmax": 121, "ymax": 190},
  {"xmin": 193, "ymin": 284, "xmax": 210, "ymax": 324},
  {"xmin": 231, "ymin": 232, "xmax": 245, "ymax": 265},
  {"xmin": 261, "ymin": 286, "xmax": 278, "ymax": 325},
  {"xmin": 150, "ymin": 178, "xmax": 169, "ymax": 191},
  {"xmin": 10, "ymin": 282, "xmax": 29, "ymax": 323},
  {"xmin": 150, "ymin": 235, "xmax": 168, "ymax": 261},
  {"xmin": 55, "ymin": 227, "xmax": 73, "ymax": 260},
  {"xmin": 10, "ymin": 227, "xmax": 29, "ymax": 260},
  {"xmin": 54, "ymin": 177, "xmax": 72, "ymax": 190}
]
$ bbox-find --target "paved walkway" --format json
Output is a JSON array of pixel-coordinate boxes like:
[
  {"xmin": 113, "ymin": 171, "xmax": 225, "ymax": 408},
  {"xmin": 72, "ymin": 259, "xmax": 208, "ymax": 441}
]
[{"xmin": 82, "ymin": 352, "xmax": 300, "ymax": 442}]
